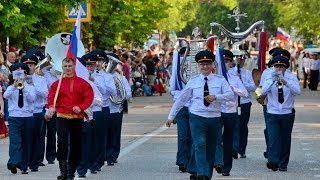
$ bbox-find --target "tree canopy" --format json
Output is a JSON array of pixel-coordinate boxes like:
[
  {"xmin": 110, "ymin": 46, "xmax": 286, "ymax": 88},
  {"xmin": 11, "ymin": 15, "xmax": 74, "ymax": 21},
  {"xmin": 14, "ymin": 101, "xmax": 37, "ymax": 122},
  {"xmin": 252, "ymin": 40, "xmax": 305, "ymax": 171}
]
[{"xmin": 1, "ymin": 0, "xmax": 319, "ymax": 50}]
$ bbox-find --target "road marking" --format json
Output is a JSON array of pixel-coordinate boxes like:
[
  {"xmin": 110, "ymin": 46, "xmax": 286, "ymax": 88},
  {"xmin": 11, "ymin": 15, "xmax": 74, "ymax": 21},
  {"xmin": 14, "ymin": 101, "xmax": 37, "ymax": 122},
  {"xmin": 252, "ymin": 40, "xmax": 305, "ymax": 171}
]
[
  {"xmin": 118, "ymin": 125, "xmax": 167, "ymax": 159},
  {"xmin": 307, "ymin": 160, "xmax": 317, "ymax": 163},
  {"xmin": 310, "ymin": 168, "xmax": 320, "ymax": 171},
  {"xmin": 302, "ymin": 148, "xmax": 312, "ymax": 151}
]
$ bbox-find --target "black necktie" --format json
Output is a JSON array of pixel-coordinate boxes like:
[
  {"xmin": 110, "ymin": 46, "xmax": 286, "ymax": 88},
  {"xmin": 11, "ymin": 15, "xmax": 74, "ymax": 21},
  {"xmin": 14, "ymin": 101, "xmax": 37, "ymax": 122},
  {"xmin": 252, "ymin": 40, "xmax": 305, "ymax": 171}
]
[
  {"xmin": 278, "ymin": 88, "xmax": 284, "ymax": 104},
  {"xmin": 204, "ymin": 77, "xmax": 210, "ymax": 107},
  {"xmin": 18, "ymin": 89, "xmax": 24, "ymax": 108}
]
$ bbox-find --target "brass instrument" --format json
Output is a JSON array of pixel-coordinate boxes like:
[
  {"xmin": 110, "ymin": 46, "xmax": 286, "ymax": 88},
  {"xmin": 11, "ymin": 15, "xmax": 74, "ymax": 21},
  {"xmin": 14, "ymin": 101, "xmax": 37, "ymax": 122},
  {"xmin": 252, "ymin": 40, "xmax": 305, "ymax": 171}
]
[
  {"xmin": 254, "ymin": 86, "xmax": 266, "ymax": 105},
  {"xmin": 253, "ymin": 69, "xmax": 267, "ymax": 105},
  {"xmin": 106, "ymin": 55, "xmax": 126, "ymax": 105},
  {"xmin": 177, "ymin": 27, "xmax": 213, "ymax": 84},
  {"xmin": 273, "ymin": 71, "xmax": 284, "ymax": 89},
  {"xmin": 41, "ymin": 33, "xmax": 85, "ymax": 74},
  {"xmin": 16, "ymin": 79, "xmax": 24, "ymax": 90}
]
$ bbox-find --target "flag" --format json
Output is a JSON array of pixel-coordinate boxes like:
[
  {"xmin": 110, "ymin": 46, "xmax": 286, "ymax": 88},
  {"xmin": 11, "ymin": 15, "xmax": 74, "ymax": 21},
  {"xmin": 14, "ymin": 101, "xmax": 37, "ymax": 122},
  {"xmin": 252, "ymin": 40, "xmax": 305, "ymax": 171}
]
[
  {"xmin": 207, "ymin": 30, "xmax": 215, "ymax": 53},
  {"xmin": 276, "ymin": 27, "xmax": 290, "ymax": 42},
  {"xmin": 257, "ymin": 32, "xmax": 267, "ymax": 71},
  {"xmin": 216, "ymin": 47, "xmax": 228, "ymax": 81},
  {"xmin": 66, "ymin": 6, "xmax": 89, "ymax": 80},
  {"xmin": 65, "ymin": 6, "xmax": 92, "ymax": 119},
  {"xmin": 169, "ymin": 51, "xmax": 184, "ymax": 91}
]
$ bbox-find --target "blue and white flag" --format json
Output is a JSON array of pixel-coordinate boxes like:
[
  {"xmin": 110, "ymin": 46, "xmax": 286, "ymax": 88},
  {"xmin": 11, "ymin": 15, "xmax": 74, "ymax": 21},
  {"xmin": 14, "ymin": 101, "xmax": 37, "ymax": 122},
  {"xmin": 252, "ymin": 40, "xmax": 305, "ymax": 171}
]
[
  {"xmin": 215, "ymin": 47, "xmax": 228, "ymax": 81},
  {"xmin": 169, "ymin": 51, "xmax": 184, "ymax": 91}
]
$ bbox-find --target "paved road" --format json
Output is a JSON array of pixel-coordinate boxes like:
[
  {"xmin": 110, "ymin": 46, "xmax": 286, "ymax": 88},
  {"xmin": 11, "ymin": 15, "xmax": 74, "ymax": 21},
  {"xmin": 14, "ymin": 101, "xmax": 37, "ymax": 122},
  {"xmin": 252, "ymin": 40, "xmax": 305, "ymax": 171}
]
[{"xmin": 0, "ymin": 88, "xmax": 319, "ymax": 180}]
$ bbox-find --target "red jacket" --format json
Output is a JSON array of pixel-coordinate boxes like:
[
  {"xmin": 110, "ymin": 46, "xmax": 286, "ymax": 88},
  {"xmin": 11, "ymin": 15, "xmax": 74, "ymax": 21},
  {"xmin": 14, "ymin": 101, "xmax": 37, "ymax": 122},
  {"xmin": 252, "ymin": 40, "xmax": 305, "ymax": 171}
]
[{"xmin": 48, "ymin": 76, "xmax": 94, "ymax": 119}]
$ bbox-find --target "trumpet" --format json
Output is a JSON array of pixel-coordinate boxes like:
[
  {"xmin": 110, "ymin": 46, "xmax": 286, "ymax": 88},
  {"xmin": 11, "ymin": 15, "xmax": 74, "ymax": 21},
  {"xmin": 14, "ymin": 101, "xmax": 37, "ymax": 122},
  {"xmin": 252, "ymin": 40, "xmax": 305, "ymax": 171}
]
[
  {"xmin": 272, "ymin": 72, "xmax": 284, "ymax": 89},
  {"xmin": 15, "ymin": 79, "xmax": 24, "ymax": 90},
  {"xmin": 276, "ymin": 80, "xmax": 284, "ymax": 89}
]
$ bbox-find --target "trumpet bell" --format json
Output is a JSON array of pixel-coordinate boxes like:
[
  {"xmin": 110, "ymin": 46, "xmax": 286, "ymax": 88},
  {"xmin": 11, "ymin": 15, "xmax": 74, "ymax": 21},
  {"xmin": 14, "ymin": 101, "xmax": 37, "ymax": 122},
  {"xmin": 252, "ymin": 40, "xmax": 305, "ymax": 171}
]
[{"xmin": 16, "ymin": 80, "xmax": 24, "ymax": 90}]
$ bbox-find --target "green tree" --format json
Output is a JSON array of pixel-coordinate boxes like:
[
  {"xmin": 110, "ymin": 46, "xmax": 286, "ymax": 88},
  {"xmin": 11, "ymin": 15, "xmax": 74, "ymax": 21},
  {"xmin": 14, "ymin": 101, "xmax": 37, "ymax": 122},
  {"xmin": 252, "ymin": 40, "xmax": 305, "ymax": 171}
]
[
  {"xmin": 157, "ymin": 0, "xmax": 199, "ymax": 33},
  {"xmin": 180, "ymin": 1, "xmax": 235, "ymax": 38},
  {"xmin": 238, "ymin": 0, "xmax": 277, "ymax": 36},
  {"xmin": 0, "ymin": 0, "xmax": 76, "ymax": 49},
  {"xmin": 87, "ymin": 0, "xmax": 169, "ymax": 49},
  {"xmin": 272, "ymin": 0, "xmax": 320, "ymax": 40}
]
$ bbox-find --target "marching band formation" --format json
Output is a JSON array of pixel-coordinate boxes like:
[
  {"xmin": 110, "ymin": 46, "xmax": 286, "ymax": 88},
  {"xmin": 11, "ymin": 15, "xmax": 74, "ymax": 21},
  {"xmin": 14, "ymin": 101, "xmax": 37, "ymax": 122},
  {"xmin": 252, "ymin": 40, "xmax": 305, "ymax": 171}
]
[
  {"xmin": 166, "ymin": 47, "xmax": 301, "ymax": 180},
  {"xmin": 4, "ymin": 44, "xmax": 132, "ymax": 180},
  {"xmin": 1, "ymin": 33, "xmax": 303, "ymax": 180}
]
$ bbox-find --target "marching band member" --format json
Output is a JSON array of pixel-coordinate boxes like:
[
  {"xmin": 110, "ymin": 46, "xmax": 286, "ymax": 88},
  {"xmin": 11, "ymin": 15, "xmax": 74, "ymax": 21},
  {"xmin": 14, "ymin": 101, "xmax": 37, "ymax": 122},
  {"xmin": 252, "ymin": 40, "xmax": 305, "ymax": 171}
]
[
  {"xmin": 260, "ymin": 47, "xmax": 288, "ymax": 159},
  {"xmin": 230, "ymin": 54, "xmax": 256, "ymax": 158},
  {"xmin": 46, "ymin": 58, "xmax": 94, "ymax": 180},
  {"xmin": 90, "ymin": 49, "xmax": 117, "ymax": 170},
  {"xmin": 169, "ymin": 47, "xmax": 192, "ymax": 173},
  {"xmin": 308, "ymin": 52, "xmax": 320, "ymax": 91},
  {"xmin": 166, "ymin": 50, "xmax": 233, "ymax": 180},
  {"xmin": 107, "ymin": 53, "xmax": 132, "ymax": 166},
  {"xmin": 261, "ymin": 51, "xmax": 301, "ymax": 172},
  {"xmin": 21, "ymin": 54, "xmax": 48, "ymax": 172},
  {"xmin": 39, "ymin": 55, "xmax": 59, "ymax": 166},
  {"xmin": 4, "ymin": 63, "xmax": 36, "ymax": 174},
  {"xmin": 214, "ymin": 50, "xmax": 248, "ymax": 176},
  {"xmin": 76, "ymin": 55, "xmax": 104, "ymax": 177}
]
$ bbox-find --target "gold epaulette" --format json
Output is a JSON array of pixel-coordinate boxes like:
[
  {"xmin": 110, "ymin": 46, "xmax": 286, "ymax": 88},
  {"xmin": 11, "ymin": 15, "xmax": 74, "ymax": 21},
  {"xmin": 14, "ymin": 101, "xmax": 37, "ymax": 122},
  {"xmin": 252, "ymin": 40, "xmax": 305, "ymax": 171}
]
[{"xmin": 57, "ymin": 112, "xmax": 84, "ymax": 119}]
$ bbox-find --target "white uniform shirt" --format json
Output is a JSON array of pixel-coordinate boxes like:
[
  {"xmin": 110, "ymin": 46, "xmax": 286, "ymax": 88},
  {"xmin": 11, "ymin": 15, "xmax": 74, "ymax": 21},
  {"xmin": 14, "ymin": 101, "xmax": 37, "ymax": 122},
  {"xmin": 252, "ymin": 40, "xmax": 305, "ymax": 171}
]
[
  {"xmin": 168, "ymin": 73, "xmax": 233, "ymax": 120},
  {"xmin": 32, "ymin": 74, "xmax": 48, "ymax": 113},
  {"xmin": 42, "ymin": 70, "xmax": 58, "ymax": 88},
  {"xmin": 92, "ymin": 70, "xmax": 117, "ymax": 108},
  {"xmin": 109, "ymin": 73, "xmax": 132, "ymax": 113},
  {"xmin": 230, "ymin": 67, "xmax": 256, "ymax": 104},
  {"xmin": 221, "ymin": 72, "xmax": 248, "ymax": 113},
  {"xmin": 260, "ymin": 67, "xmax": 274, "ymax": 87},
  {"xmin": 4, "ymin": 83, "xmax": 36, "ymax": 117},
  {"xmin": 310, "ymin": 59, "xmax": 320, "ymax": 71},
  {"xmin": 90, "ymin": 81, "xmax": 103, "ymax": 112},
  {"xmin": 261, "ymin": 71, "xmax": 301, "ymax": 114},
  {"xmin": 302, "ymin": 57, "xmax": 311, "ymax": 73}
]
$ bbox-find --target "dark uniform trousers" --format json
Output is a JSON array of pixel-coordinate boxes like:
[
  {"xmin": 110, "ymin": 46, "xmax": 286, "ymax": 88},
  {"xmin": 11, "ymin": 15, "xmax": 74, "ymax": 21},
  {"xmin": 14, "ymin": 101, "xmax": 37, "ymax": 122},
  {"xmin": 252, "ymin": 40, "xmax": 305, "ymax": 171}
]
[
  {"xmin": 56, "ymin": 117, "xmax": 83, "ymax": 173},
  {"xmin": 39, "ymin": 111, "xmax": 56, "ymax": 164},
  {"xmin": 29, "ymin": 112, "xmax": 45, "ymax": 170},
  {"xmin": 7, "ymin": 116, "xmax": 35, "ymax": 172}
]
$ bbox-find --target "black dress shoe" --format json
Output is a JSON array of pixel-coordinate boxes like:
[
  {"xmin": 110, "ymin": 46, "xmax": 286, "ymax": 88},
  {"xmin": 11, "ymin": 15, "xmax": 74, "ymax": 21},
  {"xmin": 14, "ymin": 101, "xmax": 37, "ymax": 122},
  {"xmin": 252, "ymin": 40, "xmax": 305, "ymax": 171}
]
[
  {"xmin": 22, "ymin": 170, "xmax": 29, "ymax": 174},
  {"xmin": 189, "ymin": 173, "xmax": 197, "ymax": 180},
  {"xmin": 48, "ymin": 161, "xmax": 55, "ymax": 164},
  {"xmin": 222, "ymin": 172, "xmax": 230, "ymax": 176},
  {"xmin": 114, "ymin": 160, "xmax": 118, "ymax": 163},
  {"xmin": 215, "ymin": 165, "xmax": 222, "ymax": 174},
  {"xmin": 279, "ymin": 167, "xmax": 287, "ymax": 171},
  {"xmin": 7, "ymin": 164, "xmax": 17, "ymax": 174},
  {"xmin": 263, "ymin": 152, "xmax": 268, "ymax": 159},
  {"xmin": 107, "ymin": 162, "xmax": 114, "ymax": 166},
  {"xmin": 232, "ymin": 152, "xmax": 238, "ymax": 159},
  {"xmin": 39, "ymin": 162, "xmax": 45, "ymax": 166},
  {"xmin": 179, "ymin": 165, "xmax": 187, "ymax": 172},
  {"xmin": 91, "ymin": 170, "xmax": 97, "ymax": 174},
  {"xmin": 240, "ymin": 154, "xmax": 246, "ymax": 158},
  {"xmin": 78, "ymin": 175, "xmax": 86, "ymax": 178},
  {"xmin": 97, "ymin": 168, "xmax": 101, "ymax": 171},
  {"xmin": 266, "ymin": 162, "xmax": 278, "ymax": 171},
  {"xmin": 197, "ymin": 175, "xmax": 209, "ymax": 180},
  {"xmin": 30, "ymin": 168, "xmax": 39, "ymax": 172}
]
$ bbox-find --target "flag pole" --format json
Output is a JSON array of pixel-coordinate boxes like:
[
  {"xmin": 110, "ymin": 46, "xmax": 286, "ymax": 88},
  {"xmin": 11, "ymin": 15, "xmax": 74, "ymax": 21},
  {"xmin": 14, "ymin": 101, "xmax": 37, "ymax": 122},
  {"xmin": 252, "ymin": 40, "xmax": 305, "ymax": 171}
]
[
  {"xmin": 53, "ymin": 73, "xmax": 64, "ymax": 108},
  {"xmin": 53, "ymin": 5, "xmax": 81, "ymax": 108}
]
